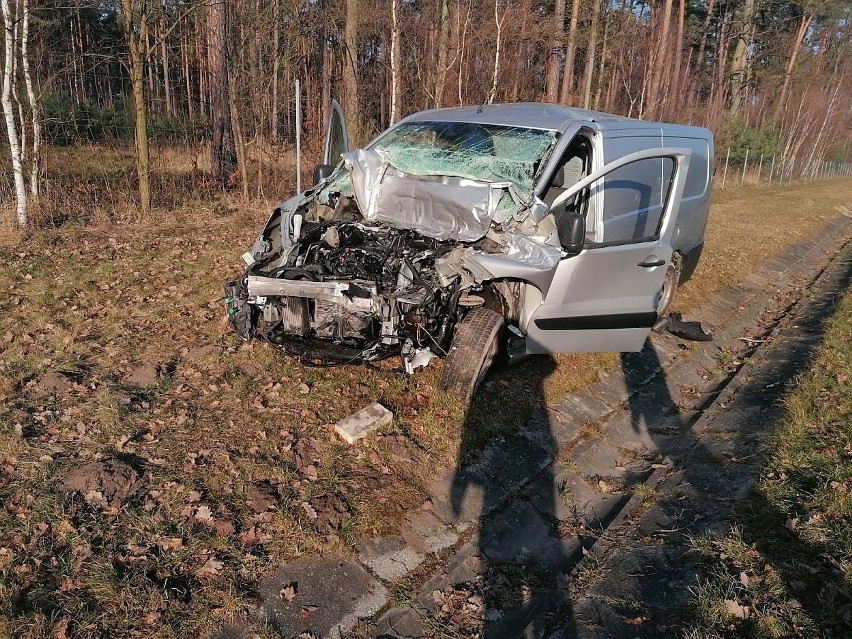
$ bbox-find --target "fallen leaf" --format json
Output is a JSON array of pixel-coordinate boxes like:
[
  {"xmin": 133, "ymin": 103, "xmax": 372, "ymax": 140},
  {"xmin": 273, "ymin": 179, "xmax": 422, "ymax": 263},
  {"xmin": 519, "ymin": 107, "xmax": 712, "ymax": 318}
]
[
  {"xmin": 302, "ymin": 502, "xmax": 318, "ymax": 521},
  {"xmin": 195, "ymin": 557, "xmax": 224, "ymax": 579},
  {"xmin": 786, "ymin": 518, "xmax": 799, "ymax": 531},
  {"xmin": 300, "ymin": 464, "xmax": 318, "ymax": 481},
  {"xmin": 142, "ymin": 612, "xmax": 161, "ymax": 625},
  {"xmin": 280, "ymin": 581, "xmax": 298, "ymax": 602},
  {"xmin": 739, "ymin": 571, "xmax": 751, "ymax": 587},
  {"xmin": 213, "ymin": 520, "xmax": 235, "ymax": 536},
  {"xmin": 298, "ymin": 383, "xmax": 310, "ymax": 394},
  {"xmin": 625, "ymin": 616, "xmax": 648, "ymax": 626},
  {"xmin": 300, "ymin": 605, "xmax": 318, "ymax": 621},
  {"xmin": 195, "ymin": 504, "xmax": 213, "ymax": 521},
  {"xmin": 724, "ymin": 599, "xmax": 750, "ymax": 619},
  {"xmin": 157, "ymin": 537, "xmax": 183, "ymax": 551},
  {"xmin": 787, "ymin": 599, "xmax": 803, "ymax": 609}
]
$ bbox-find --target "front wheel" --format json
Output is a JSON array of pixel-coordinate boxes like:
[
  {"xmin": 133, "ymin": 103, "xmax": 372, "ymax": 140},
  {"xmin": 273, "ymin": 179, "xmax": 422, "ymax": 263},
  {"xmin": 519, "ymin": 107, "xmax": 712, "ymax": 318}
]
[
  {"xmin": 653, "ymin": 254, "xmax": 682, "ymax": 332},
  {"xmin": 440, "ymin": 307, "xmax": 504, "ymax": 403}
]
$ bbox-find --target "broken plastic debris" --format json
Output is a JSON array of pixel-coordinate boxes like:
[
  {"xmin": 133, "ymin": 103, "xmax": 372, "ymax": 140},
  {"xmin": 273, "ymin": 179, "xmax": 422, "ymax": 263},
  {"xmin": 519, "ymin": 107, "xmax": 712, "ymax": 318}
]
[
  {"xmin": 404, "ymin": 348, "xmax": 438, "ymax": 374},
  {"xmin": 661, "ymin": 312, "xmax": 713, "ymax": 341},
  {"xmin": 241, "ymin": 251, "xmax": 256, "ymax": 266}
]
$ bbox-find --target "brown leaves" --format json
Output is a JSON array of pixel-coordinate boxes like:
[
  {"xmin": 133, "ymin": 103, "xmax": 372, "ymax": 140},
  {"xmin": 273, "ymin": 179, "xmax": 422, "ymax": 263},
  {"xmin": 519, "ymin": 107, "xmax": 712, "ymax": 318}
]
[
  {"xmin": 157, "ymin": 537, "xmax": 184, "ymax": 551},
  {"xmin": 195, "ymin": 556, "xmax": 224, "ymax": 579},
  {"xmin": 724, "ymin": 599, "xmax": 751, "ymax": 619},
  {"xmin": 279, "ymin": 581, "xmax": 298, "ymax": 602}
]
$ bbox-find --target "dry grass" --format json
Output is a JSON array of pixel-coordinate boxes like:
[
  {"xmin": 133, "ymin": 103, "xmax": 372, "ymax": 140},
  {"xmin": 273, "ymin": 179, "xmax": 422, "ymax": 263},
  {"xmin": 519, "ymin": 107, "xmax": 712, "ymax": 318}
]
[
  {"xmin": 682, "ymin": 286, "xmax": 852, "ymax": 638},
  {"xmin": 673, "ymin": 179, "xmax": 852, "ymax": 314},
  {"xmin": 0, "ymin": 147, "xmax": 850, "ymax": 637}
]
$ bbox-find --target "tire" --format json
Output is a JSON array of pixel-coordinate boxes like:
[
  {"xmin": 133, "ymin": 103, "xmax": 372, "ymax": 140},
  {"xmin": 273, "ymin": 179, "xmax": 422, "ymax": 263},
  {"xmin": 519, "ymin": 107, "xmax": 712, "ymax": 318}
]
[
  {"xmin": 653, "ymin": 253, "xmax": 682, "ymax": 332},
  {"xmin": 440, "ymin": 307, "xmax": 504, "ymax": 403}
]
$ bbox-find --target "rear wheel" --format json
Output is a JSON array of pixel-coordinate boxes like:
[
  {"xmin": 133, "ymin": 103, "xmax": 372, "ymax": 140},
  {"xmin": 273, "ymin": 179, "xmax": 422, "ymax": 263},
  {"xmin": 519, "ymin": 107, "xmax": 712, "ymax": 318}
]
[{"xmin": 440, "ymin": 307, "xmax": 504, "ymax": 403}]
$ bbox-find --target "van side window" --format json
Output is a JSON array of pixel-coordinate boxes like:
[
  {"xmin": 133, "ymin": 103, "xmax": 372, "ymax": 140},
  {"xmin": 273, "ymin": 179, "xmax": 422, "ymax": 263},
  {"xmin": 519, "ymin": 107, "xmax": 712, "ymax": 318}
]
[{"xmin": 601, "ymin": 157, "xmax": 675, "ymax": 243}]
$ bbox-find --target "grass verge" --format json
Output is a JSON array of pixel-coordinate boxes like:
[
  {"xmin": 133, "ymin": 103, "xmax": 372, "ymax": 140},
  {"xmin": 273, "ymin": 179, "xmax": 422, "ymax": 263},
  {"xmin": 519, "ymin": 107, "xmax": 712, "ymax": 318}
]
[{"xmin": 681, "ymin": 286, "xmax": 852, "ymax": 638}]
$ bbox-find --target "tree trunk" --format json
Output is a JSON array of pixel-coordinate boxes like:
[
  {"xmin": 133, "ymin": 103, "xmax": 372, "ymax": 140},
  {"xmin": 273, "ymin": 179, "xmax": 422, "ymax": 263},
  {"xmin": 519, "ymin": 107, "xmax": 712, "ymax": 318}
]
[
  {"xmin": 390, "ymin": 0, "xmax": 401, "ymax": 121},
  {"xmin": 121, "ymin": 0, "xmax": 151, "ymax": 211},
  {"xmin": 696, "ymin": 0, "xmax": 716, "ymax": 73},
  {"xmin": 207, "ymin": 0, "xmax": 237, "ymax": 180},
  {"xmin": 774, "ymin": 12, "xmax": 812, "ymax": 122},
  {"xmin": 1, "ymin": 0, "xmax": 26, "ymax": 226},
  {"xmin": 20, "ymin": 0, "xmax": 40, "ymax": 201},
  {"xmin": 646, "ymin": 0, "xmax": 674, "ymax": 119},
  {"xmin": 559, "ymin": 0, "xmax": 581, "ymax": 104},
  {"xmin": 343, "ymin": 0, "xmax": 361, "ymax": 143},
  {"xmin": 670, "ymin": 0, "xmax": 685, "ymax": 113},
  {"xmin": 728, "ymin": 0, "xmax": 755, "ymax": 114},
  {"xmin": 581, "ymin": 0, "xmax": 600, "ymax": 109},
  {"xmin": 270, "ymin": 0, "xmax": 280, "ymax": 140},
  {"xmin": 545, "ymin": 0, "xmax": 565, "ymax": 102},
  {"xmin": 434, "ymin": 0, "xmax": 450, "ymax": 108},
  {"xmin": 487, "ymin": 0, "xmax": 504, "ymax": 104}
]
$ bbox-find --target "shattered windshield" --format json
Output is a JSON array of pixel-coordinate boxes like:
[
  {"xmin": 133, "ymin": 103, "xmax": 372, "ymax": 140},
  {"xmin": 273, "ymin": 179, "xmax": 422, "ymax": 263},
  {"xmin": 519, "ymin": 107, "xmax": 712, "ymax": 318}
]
[{"xmin": 371, "ymin": 122, "xmax": 558, "ymax": 195}]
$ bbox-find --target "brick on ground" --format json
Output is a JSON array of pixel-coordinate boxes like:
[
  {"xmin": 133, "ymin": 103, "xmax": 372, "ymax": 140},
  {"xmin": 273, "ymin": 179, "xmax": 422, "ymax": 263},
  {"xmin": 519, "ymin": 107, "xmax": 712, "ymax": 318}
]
[{"xmin": 334, "ymin": 402, "xmax": 393, "ymax": 444}]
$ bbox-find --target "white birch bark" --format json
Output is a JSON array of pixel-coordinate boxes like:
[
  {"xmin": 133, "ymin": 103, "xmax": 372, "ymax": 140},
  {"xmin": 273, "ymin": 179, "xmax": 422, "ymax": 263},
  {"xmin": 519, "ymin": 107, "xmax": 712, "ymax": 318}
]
[
  {"xmin": 487, "ymin": 0, "xmax": 503, "ymax": 104},
  {"xmin": 1, "ymin": 0, "xmax": 27, "ymax": 226},
  {"xmin": 21, "ymin": 0, "xmax": 40, "ymax": 200}
]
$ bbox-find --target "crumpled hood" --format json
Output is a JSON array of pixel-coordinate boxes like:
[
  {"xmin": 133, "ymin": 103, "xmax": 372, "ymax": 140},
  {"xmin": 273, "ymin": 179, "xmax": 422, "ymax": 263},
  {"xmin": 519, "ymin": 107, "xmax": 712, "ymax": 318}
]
[{"xmin": 343, "ymin": 148, "xmax": 518, "ymax": 243}]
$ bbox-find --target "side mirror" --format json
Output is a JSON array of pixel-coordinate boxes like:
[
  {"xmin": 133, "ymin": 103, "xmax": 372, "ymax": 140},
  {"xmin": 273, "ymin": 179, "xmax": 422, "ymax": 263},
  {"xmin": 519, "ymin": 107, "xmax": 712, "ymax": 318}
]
[
  {"xmin": 556, "ymin": 211, "xmax": 585, "ymax": 256},
  {"xmin": 313, "ymin": 164, "xmax": 335, "ymax": 185}
]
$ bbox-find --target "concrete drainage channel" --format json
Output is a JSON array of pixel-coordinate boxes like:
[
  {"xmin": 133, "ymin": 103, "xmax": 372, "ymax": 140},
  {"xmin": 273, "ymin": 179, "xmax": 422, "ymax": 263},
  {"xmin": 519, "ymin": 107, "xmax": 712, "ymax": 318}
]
[{"xmin": 223, "ymin": 210, "xmax": 852, "ymax": 639}]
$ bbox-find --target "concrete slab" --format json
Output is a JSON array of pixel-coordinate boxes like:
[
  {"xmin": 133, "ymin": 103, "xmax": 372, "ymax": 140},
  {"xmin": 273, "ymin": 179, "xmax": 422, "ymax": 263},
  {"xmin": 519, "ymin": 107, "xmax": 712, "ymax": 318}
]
[
  {"xmin": 258, "ymin": 557, "xmax": 388, "ymax": 638},
  {"xmin": 477, "ymin": 499, "xmax": 581, "ymax": 571},
  {"xmin": 373, "ymin": 607, "xmax": 425, "ymax": 638},
  {"xmin": 357, "ymin": 536, "xmax": 425, "ymax": 582},
  {"xmin": 401, "ymin": 510, "xmax": 458, "ymax": 554}
]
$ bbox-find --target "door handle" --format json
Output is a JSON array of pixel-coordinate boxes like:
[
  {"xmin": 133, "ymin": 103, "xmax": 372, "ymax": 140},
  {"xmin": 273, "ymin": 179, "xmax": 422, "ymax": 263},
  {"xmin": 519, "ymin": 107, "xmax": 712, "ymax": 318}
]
[{"xmin": 637, "ymin": 259, "xmax": 666, "ymax": 267}]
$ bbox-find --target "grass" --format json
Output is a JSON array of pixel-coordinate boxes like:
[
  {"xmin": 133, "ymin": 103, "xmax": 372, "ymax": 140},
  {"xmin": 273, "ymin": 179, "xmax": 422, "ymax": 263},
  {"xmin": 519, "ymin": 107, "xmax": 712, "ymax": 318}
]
[
  {"xmin": 0, "ymin": 147, "xmax": 850, "ymax": 637},
  {"xmin": 680, "ymin": 286, "xmax": 852, "ymax": 638}
]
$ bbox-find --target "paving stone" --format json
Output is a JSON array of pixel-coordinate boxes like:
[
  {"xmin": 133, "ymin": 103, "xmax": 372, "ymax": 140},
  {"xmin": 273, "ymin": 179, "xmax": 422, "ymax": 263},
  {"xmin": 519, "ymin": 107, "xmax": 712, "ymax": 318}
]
[
  {"xmin": 469, "ymin": 435, "xmax": 552, "ymax": 494},
  {"xmin": 258, "ymin": 557, "xmax": 388, "ymax": 638},
  {"xmin": 401, "ymin": 510, "xmax": 458, "ymax": 554},
  {"xmin": 551, "ymin": 393, "xmax": 611, "ymax": 437},
  {"xmin": 477, "ymin": 499, "xmax": 581, "ymax": 571},
  {"xmin": 586, "ymin": 370, "xmax": 630, "ymax": 408},
  {"xmin": 525, "ymin": 466, "xmax": 628, "ymax": 530},
  {"xmin": 357, "ymin": 536, "xmax": 425, "ymax": 582},
  {"xmin": 517, "ymin": 409, "xmax": 562, "ymax": 455},
  {"xmin": 569, "ymin": 434, "xmax": 636, "ymax": 478},
  {"xmin": 478, "ymin": 589, "xmax": 572, "ymax": 639},
  {"xmin": 428, "ymin": 469, "xmax": 487, "ymax": 531},
  {"xmin": 601, "ymin": 410, "xmax": 670, "ymax": 455},
  {"xmin": 414, "ymin": 542, "xmax": 485, "ymax": 611},
  {"xmin": 620, "ymin": 346, "xmax": 665, "ymax": 388},
  {"xmin": 373, "ymin": 607, "xmax": 425, "ymax": 638}
]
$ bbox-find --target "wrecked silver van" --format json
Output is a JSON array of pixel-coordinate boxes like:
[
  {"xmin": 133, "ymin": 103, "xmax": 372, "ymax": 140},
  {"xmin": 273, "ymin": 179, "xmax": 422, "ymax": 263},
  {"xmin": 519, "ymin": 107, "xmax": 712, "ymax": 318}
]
[{"xmin": 225, "ymin": 103, "xmax": 713, "ymax": 400}]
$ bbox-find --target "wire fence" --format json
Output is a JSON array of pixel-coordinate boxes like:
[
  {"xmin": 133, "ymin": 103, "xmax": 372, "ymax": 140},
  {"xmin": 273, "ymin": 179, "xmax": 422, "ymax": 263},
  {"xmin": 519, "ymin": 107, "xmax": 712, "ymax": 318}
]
[{"xmin": 716, "ymin": 148, "xmax": 852, "ymax": 189}]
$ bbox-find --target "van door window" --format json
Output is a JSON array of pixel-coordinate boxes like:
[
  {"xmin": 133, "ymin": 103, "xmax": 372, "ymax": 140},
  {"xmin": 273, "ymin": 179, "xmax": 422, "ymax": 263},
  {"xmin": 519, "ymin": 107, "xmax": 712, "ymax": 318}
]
[
  {"xmin": 543, "ymin": 138, "xmax": 591, "ymax": 208},
  {"xmin": 601, "ymin": 157, "xmax": 675, "ymax": 243}
]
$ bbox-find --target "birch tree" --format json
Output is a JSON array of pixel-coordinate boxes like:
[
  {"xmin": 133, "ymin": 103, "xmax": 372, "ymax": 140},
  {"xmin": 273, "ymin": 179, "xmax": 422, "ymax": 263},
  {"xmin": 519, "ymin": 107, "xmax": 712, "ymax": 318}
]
[{"xmin": 2, "ymin": 0, "xmax": 28, "ymax": 226}]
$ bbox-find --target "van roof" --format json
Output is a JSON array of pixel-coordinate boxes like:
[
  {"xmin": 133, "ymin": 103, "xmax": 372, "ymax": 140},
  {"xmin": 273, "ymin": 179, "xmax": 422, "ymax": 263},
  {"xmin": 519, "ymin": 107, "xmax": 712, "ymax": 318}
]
[{"xmin": 404, "ymin": 103, "xmax": 710, "ymax": 137}]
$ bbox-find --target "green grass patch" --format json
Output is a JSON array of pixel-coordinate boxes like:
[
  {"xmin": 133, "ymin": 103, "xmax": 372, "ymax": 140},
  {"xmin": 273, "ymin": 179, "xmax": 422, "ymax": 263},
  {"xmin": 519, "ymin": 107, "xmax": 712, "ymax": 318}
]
[{"xmin": 681, "ymin": 286, "xmax": 852, "ymax": 638}]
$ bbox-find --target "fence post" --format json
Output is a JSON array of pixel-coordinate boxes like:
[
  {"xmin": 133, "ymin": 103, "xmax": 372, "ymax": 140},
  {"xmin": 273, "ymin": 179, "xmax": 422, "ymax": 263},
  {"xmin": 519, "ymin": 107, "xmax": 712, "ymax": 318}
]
[
  {"xmin": 768, "ymin": 155, "xmax": 775, "ymax": 185},
  {"xmin": 756, "ymin": 154, "xmax": 764, "ymax": 184},
  {"xmin": 722, "ymin": 148, "xmax": 730, "ymax": 189},
  {"xmin": 741, "ymin": 148, "xmax": 749, "ymax": 186}
]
